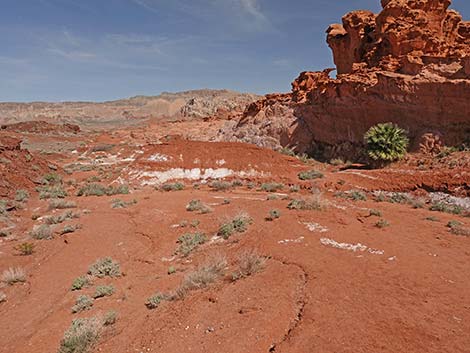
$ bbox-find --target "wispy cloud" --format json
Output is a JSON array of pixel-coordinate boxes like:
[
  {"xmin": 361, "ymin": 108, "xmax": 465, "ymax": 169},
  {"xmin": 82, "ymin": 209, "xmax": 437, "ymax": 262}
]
[
  {"xmin": 239, "ymin": 0, "xmax": 267, "ymax": 22},
  {"xmin": 48, "ymin": 48, "xmax": 96, "ymax": 61}
]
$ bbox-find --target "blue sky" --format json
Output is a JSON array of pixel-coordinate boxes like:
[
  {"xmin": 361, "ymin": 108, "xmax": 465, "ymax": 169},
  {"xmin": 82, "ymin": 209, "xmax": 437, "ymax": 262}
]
[{"xmin": 2, "ymin": 0, "xmax": 469, "ymax": 102}]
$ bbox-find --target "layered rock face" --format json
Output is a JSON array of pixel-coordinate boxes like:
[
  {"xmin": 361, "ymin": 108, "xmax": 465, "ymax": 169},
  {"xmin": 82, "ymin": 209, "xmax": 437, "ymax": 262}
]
[{"xmin": 223, "ymin": 0, "xmax": 470, "ymax": 160}]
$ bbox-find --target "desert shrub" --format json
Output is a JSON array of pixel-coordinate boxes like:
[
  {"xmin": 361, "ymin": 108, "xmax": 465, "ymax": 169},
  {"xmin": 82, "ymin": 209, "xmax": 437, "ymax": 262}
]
[
  {"xmin": 232, "ymin": 250, "xmax": 266, "ymax": 280},
  {"xmin": 1, "ymin": 267, "xmax": 26, "ymax": 285},
  {"xmin": 290, "ymin": 185, "xmax": 300, "ymax": 193},
  {"xmin": 180, "ymin": 255, "xmax": 227, "ymax": 292},
  {"xmin": 260, "ymin": 183, "xmax": 284, "ymax": 192},
  {"xmin": 111, "ymin": 198, "xmax": 137, "ymax": 209},
  {"xmin": 72, "ymin": 295, "xmax": 94, "ymax": 313},
  {"xmin": 38, "ymin": 185, "xmax": 67, "ymax": 199},
  {"xmin": 77, "ymin": 183, "xmax": 129, "ymax": 197},
  {"xmin": 0, "ymin": 292, "xmax": 6, "ymax": 303},
  {"xmin": 15, "ymin": 242, "xmax": 35, "ymax": 256},
  {"xmin": 231, "ymin": 179, "xmax": 243, "ymax": 187},
  {"xmin": 93, "ymin": 285, "xmax": 115, "ymax": 299},
  {"xmin": 103, "ymin": 310, "xmax": 118, "ymax": 326},
  {"xmin": 364, "ymin": 123, "xmax": 409, "ymax": 163},
  {"xmin": 15, "ymin": 189, "xmax": 29, "ymax": 202},
  {"xmin": 42, "ymin": 172, "xmax": 62, "ymax": 185},
  {"xmin": 91, "ymin": 144, "xmax": 115, "ymax": 152},
  {"xmin": 429, "ymin": 202, "xmax": 463, "ymax": 215},
  {"xmin": 168, "ymin": 266, "xmax": 177, "ymax": 275},
  {"xmin": 160, "ymin": 182, "xmax": 185, "ymax": 192},
  {"xmin": 58, "ymin": 317, "xmax": 101, "ymax": 353},
  {"xmin": 49, "ymin": 199, "xmax": 77, "ymax": 210},
  {"xmin": 186, "ymin": 199, "xmax": 213, "ymax": 214},
  {"xmin": 222, "ymin": 198, "xmax": 231, "ymax": 205},
  {"xmin": 298, "ymin": 170, "xmax": 324, "ymax": 181},
  {"xmin": 267, "ymin": 194, "xmax": 279, "ymax": 201},
  {"xmin": 60, "ymin": 224, "xmax": 81, "ymax": 235},
  {"xmin": 31, "ymin": 224, "xmax": 52, "ymax": 240},
  {"xmin": 177, "ymin": 232, "xmax": 207, "ymax": 257},
  {"xmin": 0, "ymin": 200, "xmax": 7, "ymax": 215},
  {"xmin": 217, "ymin": 212, "xmax": 252, "ymax": 239},
  {"xmin": 375, "ymin": 219, "xmax": 390, "ymax": 228},
  {"xmin": 145, "ymin": 293, "xmax": 166, "ymax": 309},
  {"xmin": 88, "ymin": 257, "xmax": 121, "ymax": 278},
  {"xmin": 369, "ymin": 209, "xmax": 382, "ymax": 217},
  {"xmin": 389, "ymin": 193, "xmax": 410, "ymax": 204},
  {"xmin": 287, "ymin": 194, "xmax": 327, "ymax": 211},
  {"xmin": 349, "ymin": 190, "xmax": 368, "ymax": 201},
  {"xmin": 449, "ymin": 225, "xmax": 470, "ymax": 237},
  {"xmin": 209, "ymin": 181, "xmax": 232, "ymax": 191},
  {"xmin": 71, "ymin": 276, "xmax": 91, "ymax": 291},
  {"xmin": 425, "ymin": 216, "xmax": 439, "ymax": 222},
  {"xmin": 265, "ymin": 209, "xmax": 281, "ymax": 221}
]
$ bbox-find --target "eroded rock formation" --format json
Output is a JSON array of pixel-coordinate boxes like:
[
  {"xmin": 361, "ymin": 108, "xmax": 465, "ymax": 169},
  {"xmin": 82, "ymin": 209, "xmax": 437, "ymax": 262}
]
[{"xmin": 222, "ymin": 0, "xmax": 470, "ymax": 161}]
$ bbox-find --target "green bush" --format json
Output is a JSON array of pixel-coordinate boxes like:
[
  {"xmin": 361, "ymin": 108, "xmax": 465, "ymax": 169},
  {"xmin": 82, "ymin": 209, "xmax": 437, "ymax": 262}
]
[
  {"xmin": 160, "ymin": 182, "xmax": 185, "ymax": 192},
  {"xmin": 364, "ymin": 123, "xmax": 409, "ymax": 163},
  {"xmin": 217, "ymin": 213, "xmax": 252, "ymax": 239},
  {"xmin": 265, "ymin": 209, "xmax": 281, "ymax": 221},
  {"xmin": 71, "ymin": 276, "xmax": 91, "ymax": 291},
  {"xmin": 176, "ymin": 232, "xmax": 207, "ymax": 257},
  {"xmin": 145, "ymin": 293, "xmax": 166, "ymax": 309},
  {"xmin": 93, "ymin": 285, "xmax": 115, "ymax": 299},
  {"xmin": 72, "ymin": 295, "xmax": 93, "ymax": 313}
]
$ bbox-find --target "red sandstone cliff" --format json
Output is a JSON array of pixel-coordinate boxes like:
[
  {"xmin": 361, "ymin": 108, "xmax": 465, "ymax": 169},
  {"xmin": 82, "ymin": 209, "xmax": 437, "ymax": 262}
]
[{"xmin": 221, "ymin": 0, "xmax": 470, "ymax": 160}]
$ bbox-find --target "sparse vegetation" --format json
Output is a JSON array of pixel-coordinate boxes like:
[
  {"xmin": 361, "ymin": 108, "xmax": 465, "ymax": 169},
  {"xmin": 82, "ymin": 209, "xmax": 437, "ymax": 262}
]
[
  {"xmin": 364, "ymin": 122, "xmax": 409, "ymax": 164},
  {"xmin": 217, "ymin": 212, "xmax": 252, "ymax": 239},
  {"xmin": 425, "ymin": 216, "xmax": 440, "ymax": 222},
  {"xmin": 93, "ymin": 285, "xmax": 115, "ymax": 299},
  {"xmin": 88, "ymin": 257, "xmax": 121, "ymax": 278},
  {"xmin": 279, "ymin": 147, "xmax": 296, "ymax": 157},
  {"xmin": 15, "ymin": 242, "xmax": 35, "ymax": 256},
  {"xmin": 375, "ymin": 219, "xmax": 390, "ymax": 228},
  {"xmin": 71, "ymin": 276, "xmax": 91, "ymax": 291},
  {"xmin": 298, "ymin": 170, "xmax": 324, "ymax": 180},
  {"xmin": 30, "ymin": 224, "xmax": 53, "ymax": 240},
  {"xmin": 232, "ymin": 250, "xmax": 266, "ymax": 280},
  {"xmin": 145, "ymin": 293, "xmax": 166, "ymax": 309},
  {"xmin": 349, "ymin": 190, "xmax": 368, "ymax": 201},
  {"xmin": 167, "ymin": 266, "xmax": 176, "ymax": 275},
  {"xmin": 179, "ymin": 255, "xmax": 227, "ymax": 293},
  {"xmin": 72, "ymin": 295, "xmax": 94, "ymax": 313},
  {"xmin": 288, "ymin": 194, "xmax": 327, "ymax": 211},
  {"xmin": 260, "ymin": 183, "xmax": 284, "ymax": 192},
  {"xmin": 265, "ymin": 209, "xmax": 281, "ymax": 221},
  {"xmin": 103, "ymin": 310, "xmax": 118, "ymax": 326},
  {"xmin": 1, "ymin": 267, "xmax": 26, "ymax": 285},
  {"xmin": 48, "ymin": 199, "xmax": 77, "ymax": 210},
  {"xmin": 209, "ymin": 180, "xmax": 232, "ymax": 191},
  {"xmin": 42, "ymin": 172, "xmax": 62, "ymax": 185},
  {"xmin": 38, "ymin": 185, "xmax": 68, "ymax": 200},
  {"xmin": 186, "ymin": 199, "xmax": 213, "ymax": 214},
  {"xmin": 58, "ymin": 317, "xmax": 102, "ymax": 353},
  {"xmin": 176, "ymin": 232, "xmax": 207, "ymax": 257},
  {"xmin": 77, "ymin": 183, "xmax": 129, "ymax": 197},
  {"xmin": 290, "ymin": 185, "xmax": 300, "ymax": 193},
  {"xmin": 60, "ymin": 224, "xmax": 81, "ymax": 235},
  {"xmin": 161, "ymin": 182, "xmax": 185, "ymax": 192},
  {"xmin": 111, "ymin": 199, "xmax": 136, "ymax": 209},
  {"xmin": 369, "ymin": 209, "xmax": 382, "ymax": 217},
  {"xmin": 447, "ymin": 221, "xmax": 470, "ymax": 236},
  {"xmin": 430, "ymin": 202, "xmax": 463, "ymax": 215}
]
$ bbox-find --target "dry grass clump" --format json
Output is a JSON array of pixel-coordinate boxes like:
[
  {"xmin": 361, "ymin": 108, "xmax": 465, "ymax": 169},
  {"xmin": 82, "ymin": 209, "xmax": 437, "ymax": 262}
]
[
  {"xmin": 14, "ymin": 242, "xmax": 35, "ymax": 256},
  {"xmin": 57, "ymin": 317, "xmax": 102, "ymax": 353},
  {"xmin": 77, "ymin": 183, "xmax": 129, "ymax": 197},
  {"xmin": 217, "ymin": 212, "xmax": 252, "ymax": 239},
  {"xmin": 430, "ymin": 202, "xmax": 464, "ymax": 215},
  {"xmin": 60, "ymin": 224, "xmax": 81, "ymax": 235},
  {"xmin": 375, "ymin": 219, "xmax": 390, "ymax": 228},
  {"xmin": 287, "ymin": 194, "xmax": 327, "ymax": 211},
  {"xmin": 38, "ymin": 185, "xmax": 68, "ymax": 200},
  {"xmin": 88, "ymin": 257, "xmax": 121, "ymax": 278},
  {"xmin": 48, "ymin": 199, "xmax": 77, "ymax": 211},
  {"xmin": 180, "ymin": 255, "xmax": 227, "ymax": 291},
  {"xmin": 176, "ymin": 232, "xmax": 207, "ymax": 257},
  {"xmin": 145, "ymin": 293, "xmax": 166, "ymax": 309},
  {"xmin": 447, "ymin": 221, "xmax": 470, "ymax": 237},
  {"xmin": 1, "ymin": 267, "xmax": 26, "ymax": 285},
  {"xmin": 232, "ymin": 250, "xmax": 266, "ymax": 280},
  {"xmin": 71, "ymin": 276, "xmax": 92, "ymax": 291},
  {"xmin": 186, "ymin": 199, "xmax": 213, "ymax": 214},
  {"xmin": 30, "ymin": 224, "xmax": 53, "ymax": 240}
]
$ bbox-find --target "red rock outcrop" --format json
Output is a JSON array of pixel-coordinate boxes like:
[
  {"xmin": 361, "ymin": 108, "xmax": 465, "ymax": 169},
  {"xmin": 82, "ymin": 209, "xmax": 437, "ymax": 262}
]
[{"xmin": 223, "ymin": 0, "xmax": 470, "ymax": 161}]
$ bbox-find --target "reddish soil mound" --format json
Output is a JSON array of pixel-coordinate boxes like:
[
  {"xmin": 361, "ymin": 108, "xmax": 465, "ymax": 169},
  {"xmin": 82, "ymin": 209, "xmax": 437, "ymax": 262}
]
[{"xmin": 0, "ymin": 133, "xmax": 54, "ymax": 198}]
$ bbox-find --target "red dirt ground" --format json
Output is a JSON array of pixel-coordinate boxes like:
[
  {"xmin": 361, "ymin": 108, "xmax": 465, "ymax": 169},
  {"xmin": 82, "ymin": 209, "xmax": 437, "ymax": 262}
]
[{"xmin": 1, "ymin": 125, "xmax": 469, "ymax": 353}]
